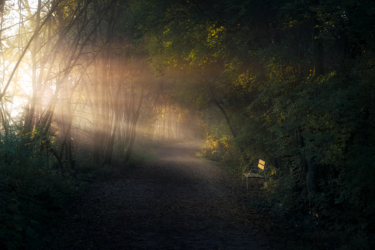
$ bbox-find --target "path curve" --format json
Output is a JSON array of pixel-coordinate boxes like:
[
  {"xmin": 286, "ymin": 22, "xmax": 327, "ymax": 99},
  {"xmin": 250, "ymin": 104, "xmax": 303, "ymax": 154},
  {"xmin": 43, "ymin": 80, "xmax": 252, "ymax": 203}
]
[{"xmin": 55, "ymin": 141, "xmax": 272, "ymax": 250}]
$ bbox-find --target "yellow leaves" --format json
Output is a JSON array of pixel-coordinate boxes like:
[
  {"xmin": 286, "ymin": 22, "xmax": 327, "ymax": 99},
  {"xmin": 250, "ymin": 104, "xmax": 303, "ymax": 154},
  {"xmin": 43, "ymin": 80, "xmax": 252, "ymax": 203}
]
[
  {"xmin": 187, "ymin": 50, "xmax": 196, "ymax": 61},
  {"xmin": 163, "ymin": 41, "xmax": 172, "ymax": 48},
  {"xmin": 234, "ymin": 71, "xmax": 253, "ymax": 88},
  {"xmin": 288, "ymin": 20, "xmax": 298, "ymax": 28},
  {"xmin": 206, "ymin": 25, "xmax": 226, "ymax": 48},
  {"xmin": 207, "ymin": 25, "xmax": 225, "ymax": 38}
]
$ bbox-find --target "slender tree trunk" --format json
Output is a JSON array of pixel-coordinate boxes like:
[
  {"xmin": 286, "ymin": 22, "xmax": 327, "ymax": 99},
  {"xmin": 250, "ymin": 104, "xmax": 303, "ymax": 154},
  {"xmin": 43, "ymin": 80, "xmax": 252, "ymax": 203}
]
[
  {"xmin": 210, "ymin": 88, "xmax": 237, "ymax": 138},
  {"xmin": 123, "ymin": 127, "xmax": 136, "ymax": 164},
  {"xmin": 0, "ymin": 0, "xmax": 5, "ymax": 51},
  {"xmin": 168, "ymin": 103, "xmax": 172, "ymax": 140},
  {"xmin": 66, "ymin": 91, "xmax": 75, "ymax": 171},
  {"xmin": 306, "ymin": 14, "xmax": 324, "ymax": 194},
  {"xmin": 102, "ymin": 76, "xmax": 121, "ymax": 166},
  {"xmin": 102, "ymin": 115, "xmax": 118, "ymax": 166},
  {"xmin": 312, "ymin": 21, "xmax": 324, "ymax": 77},
  {"xmin": 92, "ymin": 58, "xmax": 101, "ymax": 164},
  {"xmin": 24, "ymin": 0, "xmax": 41, "ymax": 133},
  {"xmin": 123, "ymin": 90, "xmax": 144, "ymax": 164},
  {"xmin": 306, "ymin": 158, "xmax": 317, "ymax": 193}
]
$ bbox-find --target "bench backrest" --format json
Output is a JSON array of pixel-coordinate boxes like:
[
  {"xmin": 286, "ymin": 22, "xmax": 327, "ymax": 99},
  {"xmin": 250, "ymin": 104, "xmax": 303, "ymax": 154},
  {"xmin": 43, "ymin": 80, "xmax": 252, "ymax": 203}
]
[{"xmin": 258, "ymin": 159, "xmax": 265, "ymax": 170}]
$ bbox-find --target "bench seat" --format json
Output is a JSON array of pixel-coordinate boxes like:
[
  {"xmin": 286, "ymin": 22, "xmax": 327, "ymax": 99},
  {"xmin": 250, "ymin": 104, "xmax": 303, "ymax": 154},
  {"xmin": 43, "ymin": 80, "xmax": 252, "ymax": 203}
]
[
  {"xmin": 243, "ymin": 159, "xmax": 266, "ymax": 189},
  {"xmin": 243, "ymin": 172, "xmax": 264, "ymax": 179}
]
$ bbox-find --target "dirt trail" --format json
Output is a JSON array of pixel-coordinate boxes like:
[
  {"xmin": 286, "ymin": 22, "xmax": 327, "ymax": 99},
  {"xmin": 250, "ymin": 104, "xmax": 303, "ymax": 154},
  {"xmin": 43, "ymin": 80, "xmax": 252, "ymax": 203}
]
[{"xmin": 54, "ymin": 141, "xmax": 272, "ymax": 250}]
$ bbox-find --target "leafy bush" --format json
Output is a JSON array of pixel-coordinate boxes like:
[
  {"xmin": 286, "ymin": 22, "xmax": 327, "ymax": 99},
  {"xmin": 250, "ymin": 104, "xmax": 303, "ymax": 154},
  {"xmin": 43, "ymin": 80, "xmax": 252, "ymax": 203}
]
[{"xmin": 0, "ymin": 130, "xmax": 84, "ymax": 249}]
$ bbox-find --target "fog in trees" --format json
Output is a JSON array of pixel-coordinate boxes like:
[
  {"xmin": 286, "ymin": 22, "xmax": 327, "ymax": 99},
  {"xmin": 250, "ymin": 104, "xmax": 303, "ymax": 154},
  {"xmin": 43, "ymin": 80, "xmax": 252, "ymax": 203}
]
[{"xmin": 0, "ymin": 0, "xmax": 374, "ymax": 248}]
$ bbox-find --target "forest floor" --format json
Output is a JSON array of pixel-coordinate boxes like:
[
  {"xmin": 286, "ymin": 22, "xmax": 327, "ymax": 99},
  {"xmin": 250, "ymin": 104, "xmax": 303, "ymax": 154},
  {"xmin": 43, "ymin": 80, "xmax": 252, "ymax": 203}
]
[{"xmin": 51, "ymin": 140, "xmax": 276, "ymax": 250}]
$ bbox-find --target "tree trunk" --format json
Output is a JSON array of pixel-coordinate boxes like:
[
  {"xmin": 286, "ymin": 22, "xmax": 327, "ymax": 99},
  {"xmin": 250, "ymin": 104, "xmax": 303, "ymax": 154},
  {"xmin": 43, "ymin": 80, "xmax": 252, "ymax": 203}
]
[
  {"xmin": 102, "ymin": 82, "xmax": 121, "ymax": 166},
  {"xmin": 306, "ymin": 14, "xmax": 325, "ymax": 195},
  {"xmin": 24, "ymin": 0, "xmax": 42, "ymax": 133},
  {"xmin": 211, "ymin": 90, "xmax": 237, "ymax": 138},
  {"xmin": 306, "ymin": 158, "xmax": 317, "ymax": 193},
  {"xmin": 312, "ymin": 22, "xmax": 324, "ymax": 77},
  {"xmin": 102, "ymin": 116, "xmax": 118, "ymax": 166}
]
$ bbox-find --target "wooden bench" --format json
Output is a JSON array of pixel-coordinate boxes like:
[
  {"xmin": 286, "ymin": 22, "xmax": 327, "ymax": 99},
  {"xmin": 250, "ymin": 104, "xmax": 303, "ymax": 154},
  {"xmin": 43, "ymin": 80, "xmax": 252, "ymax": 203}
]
[{"xmin": 243, "ymin": 159, "xmax": 266, "ymax": 190}]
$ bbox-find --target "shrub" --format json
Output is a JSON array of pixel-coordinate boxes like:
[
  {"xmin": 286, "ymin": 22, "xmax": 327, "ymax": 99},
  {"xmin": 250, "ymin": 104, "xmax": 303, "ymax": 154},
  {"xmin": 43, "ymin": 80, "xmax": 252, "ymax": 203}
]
[{"xmin": 0, "ymin": 130, "xmax": 84, "ymax": 249}]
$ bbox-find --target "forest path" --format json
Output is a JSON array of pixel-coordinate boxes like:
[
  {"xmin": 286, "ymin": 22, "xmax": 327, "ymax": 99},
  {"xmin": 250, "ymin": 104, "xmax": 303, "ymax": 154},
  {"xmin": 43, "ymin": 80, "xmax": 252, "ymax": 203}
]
[{"xmin": 54, "ymin": 140, "xmax": 272, "ymax": 250}]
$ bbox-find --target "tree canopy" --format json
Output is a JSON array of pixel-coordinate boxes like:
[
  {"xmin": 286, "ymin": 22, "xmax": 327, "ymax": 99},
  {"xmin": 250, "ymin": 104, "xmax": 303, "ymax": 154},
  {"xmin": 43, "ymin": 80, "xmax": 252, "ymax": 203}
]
[{"xmin": 0, "ymin": 0, "xmax": 374, "ymax": 248}]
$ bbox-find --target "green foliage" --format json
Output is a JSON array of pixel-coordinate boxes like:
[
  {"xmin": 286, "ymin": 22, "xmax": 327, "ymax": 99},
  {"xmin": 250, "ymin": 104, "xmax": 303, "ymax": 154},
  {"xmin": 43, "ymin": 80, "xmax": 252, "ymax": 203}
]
[
  {"xmin": 0, "ymin": 128, "xmax": 85, "ymax": 249},
  {"xmin": 127, "ymin": 0, "xmax": 375, "ymax": 247}
]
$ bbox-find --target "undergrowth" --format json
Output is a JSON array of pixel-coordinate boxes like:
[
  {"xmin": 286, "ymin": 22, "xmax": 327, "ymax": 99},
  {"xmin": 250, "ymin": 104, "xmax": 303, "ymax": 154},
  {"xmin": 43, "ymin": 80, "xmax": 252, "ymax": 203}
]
[
  {"xmin": 201, "ymin": 136, "xmax": 375, "ymax": 250},
  {"xmin": 0, "ymin": 128, "xmax": 124, "ymax": 249},
  {"xmin": 0, "ymin": 132, "xmax": 79, "ymax": 249}
]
